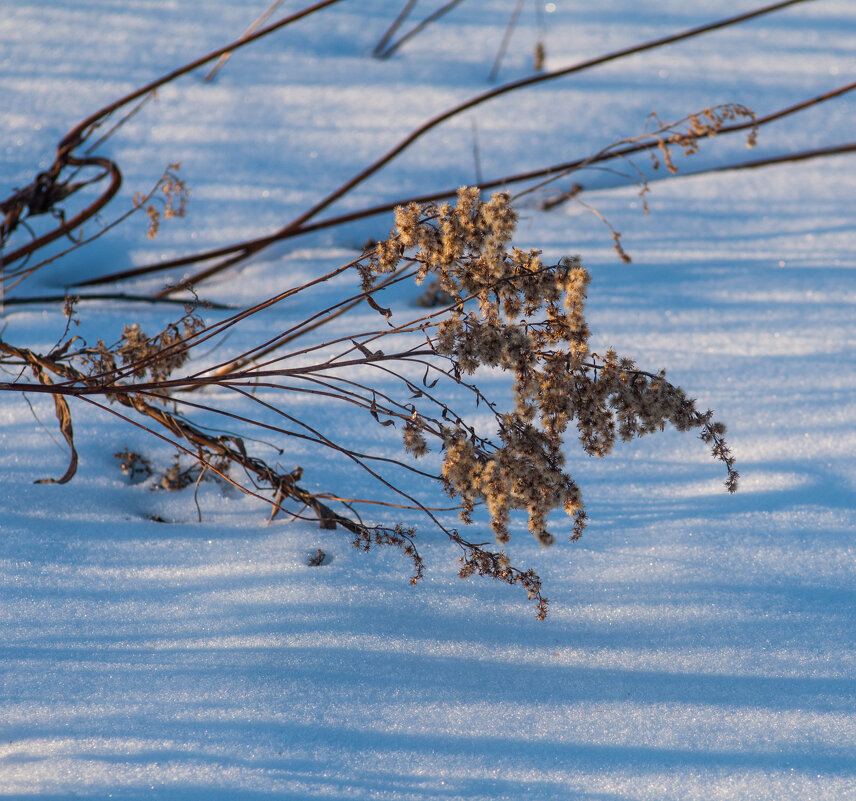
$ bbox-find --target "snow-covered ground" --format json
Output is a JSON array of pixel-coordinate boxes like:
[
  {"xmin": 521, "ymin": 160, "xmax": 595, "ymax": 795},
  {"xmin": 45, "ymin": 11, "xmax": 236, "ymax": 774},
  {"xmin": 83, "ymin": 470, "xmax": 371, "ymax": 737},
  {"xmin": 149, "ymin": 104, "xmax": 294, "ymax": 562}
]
[{"xmin": 1, "ymin": 1, "xmax": 855, "ymax": 798}]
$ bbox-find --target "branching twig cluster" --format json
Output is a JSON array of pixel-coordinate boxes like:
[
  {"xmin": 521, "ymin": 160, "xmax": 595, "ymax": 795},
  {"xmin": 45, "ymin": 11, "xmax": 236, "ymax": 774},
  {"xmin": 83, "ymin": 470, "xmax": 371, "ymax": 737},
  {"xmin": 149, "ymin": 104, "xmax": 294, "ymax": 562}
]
[{"xmin": 0, "ymin": 190, "xmax": 737, "ymax": 617}]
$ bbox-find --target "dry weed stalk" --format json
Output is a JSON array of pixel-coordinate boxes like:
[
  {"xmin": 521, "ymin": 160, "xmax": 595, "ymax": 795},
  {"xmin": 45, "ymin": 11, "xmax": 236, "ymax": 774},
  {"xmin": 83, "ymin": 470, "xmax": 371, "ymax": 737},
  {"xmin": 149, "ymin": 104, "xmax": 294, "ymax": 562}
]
[
  {"xmin": 0, "ymin": 190, "xmax": 736, "ymax": 618},
  {"xmin": 2, "ymin": 0, "xmax": 831, "ymax": 298}
]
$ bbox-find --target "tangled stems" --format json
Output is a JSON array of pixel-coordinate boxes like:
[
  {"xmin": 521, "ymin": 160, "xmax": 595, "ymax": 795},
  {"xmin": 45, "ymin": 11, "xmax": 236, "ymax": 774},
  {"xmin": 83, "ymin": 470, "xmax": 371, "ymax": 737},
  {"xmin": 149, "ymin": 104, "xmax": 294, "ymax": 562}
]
[{"xmin": 0, "ymin": 190, "xmax": 736, "ymax": 617}]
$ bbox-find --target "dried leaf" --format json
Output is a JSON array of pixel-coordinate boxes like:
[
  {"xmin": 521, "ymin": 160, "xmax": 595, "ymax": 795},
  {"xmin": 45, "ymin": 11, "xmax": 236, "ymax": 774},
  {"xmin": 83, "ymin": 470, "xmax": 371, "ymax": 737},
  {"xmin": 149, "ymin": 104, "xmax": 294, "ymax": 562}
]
[
  {"xmin": 366, "ymin": 294, "xmax": 392, "ymax": 319},
  {"xmin": 33, "ymin": 377, "xmax": 78, "ymax": 485},
  {"xmin": 422, "ymin": 363, "xmax": 439, "ymax": 389}
]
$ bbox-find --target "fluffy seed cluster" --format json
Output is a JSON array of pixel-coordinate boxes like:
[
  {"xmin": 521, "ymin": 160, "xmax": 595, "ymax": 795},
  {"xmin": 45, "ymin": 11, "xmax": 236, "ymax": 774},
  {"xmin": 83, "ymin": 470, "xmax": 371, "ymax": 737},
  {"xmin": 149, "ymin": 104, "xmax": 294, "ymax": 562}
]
[
  {"xmin": 83, "ymin": 309, "xmax": 205, "ymax": 387},
  {"xmin": 402, "ymin": 413, "xmax": 429, "ymax": 458},
  {"xmin": 368, "ymin": 187, "xmax": 737, "ymax": 546},
  {"xmin": 117, "ymin": 313, "xmax": 204, "ymax": 382}
]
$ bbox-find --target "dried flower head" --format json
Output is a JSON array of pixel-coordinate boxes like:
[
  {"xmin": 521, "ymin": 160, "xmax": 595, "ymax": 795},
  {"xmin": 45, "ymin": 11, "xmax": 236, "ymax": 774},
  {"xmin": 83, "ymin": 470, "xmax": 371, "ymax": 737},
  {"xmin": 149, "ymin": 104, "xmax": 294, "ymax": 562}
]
[{"xmin": 361, "ymin": 187, "xmax": 738, "ymax": 548}]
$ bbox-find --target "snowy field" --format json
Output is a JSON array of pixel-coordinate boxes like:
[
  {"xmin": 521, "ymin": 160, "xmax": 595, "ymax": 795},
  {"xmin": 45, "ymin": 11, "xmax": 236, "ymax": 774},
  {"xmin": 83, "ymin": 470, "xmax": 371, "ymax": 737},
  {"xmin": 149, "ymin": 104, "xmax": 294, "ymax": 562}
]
[{"xmin": 1, "ymin": 1, "xmax": 855, "ymax": 798}]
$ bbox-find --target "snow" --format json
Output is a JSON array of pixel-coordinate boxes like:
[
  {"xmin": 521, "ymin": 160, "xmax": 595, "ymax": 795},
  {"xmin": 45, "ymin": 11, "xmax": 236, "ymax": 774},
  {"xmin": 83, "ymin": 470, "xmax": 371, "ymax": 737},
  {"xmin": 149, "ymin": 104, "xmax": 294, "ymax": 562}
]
[{"xmin": 2, "ymin": 1, "xmax": 855, "ymax": 798}]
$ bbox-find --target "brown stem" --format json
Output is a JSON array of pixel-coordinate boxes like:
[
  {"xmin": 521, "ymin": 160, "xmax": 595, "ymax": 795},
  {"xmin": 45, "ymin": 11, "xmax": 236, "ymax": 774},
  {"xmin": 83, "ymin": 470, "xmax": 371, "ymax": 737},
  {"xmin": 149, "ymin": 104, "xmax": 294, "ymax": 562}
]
[{"xmin": 81, "ymin": 73, "xmax": 853, "ymax": 293}]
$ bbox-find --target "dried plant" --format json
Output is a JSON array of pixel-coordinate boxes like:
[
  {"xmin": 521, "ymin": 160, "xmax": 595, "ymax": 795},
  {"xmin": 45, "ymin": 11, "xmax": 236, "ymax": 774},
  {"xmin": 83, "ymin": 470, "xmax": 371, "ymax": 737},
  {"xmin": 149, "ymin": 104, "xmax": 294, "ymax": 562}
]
[
  {"xmin": 646, "ymin": 105, "xmax": 758, "ymax": 175},
  {"xmin": 0, "ymin": 190, "xmax": 737, "ymax": 618},
  {"xmin": 133, "ymin": 162, "xmax": 189, "ymax": 240},
  {"xmin": 12, "ymin": 1, "xmax": 843, "ymax": 621},
  {"xmin": 373, "ymin": 0, "xmax": 467, "ymax": 60}
]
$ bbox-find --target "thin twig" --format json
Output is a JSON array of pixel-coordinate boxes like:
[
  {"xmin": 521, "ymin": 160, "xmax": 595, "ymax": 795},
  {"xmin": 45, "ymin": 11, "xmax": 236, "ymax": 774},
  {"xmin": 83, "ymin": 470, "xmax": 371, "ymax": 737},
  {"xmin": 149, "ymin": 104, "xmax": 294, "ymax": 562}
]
[
  {"xmin": 375, "ymin": 0, "xmax": 467, "ymax": 60},
  {"xmin": 205, "ymin": 0, "xmax": 289, "ymax": 82},
  {"xmin": 1, "ymin": 0, "xmax": 345, "ymax": 272},
  {"xmin": 489, "ymin": 0, "xmax": 525, "ymax": 82},
  {"xmin": 0, "ymin": 293, "xmax": 234, "ymax": 309},
  {"xmin": 373, "ymin": 0, "xmax": 419, "ymax": 56}
]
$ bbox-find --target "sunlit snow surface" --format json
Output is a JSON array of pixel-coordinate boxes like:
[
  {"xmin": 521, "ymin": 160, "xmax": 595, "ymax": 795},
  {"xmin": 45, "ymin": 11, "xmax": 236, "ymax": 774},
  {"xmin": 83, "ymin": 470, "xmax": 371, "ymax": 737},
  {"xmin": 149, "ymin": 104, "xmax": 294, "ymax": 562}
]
[{"xmin": 1, "ymin": 1, "xmax": 855, "ymax": 798}]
